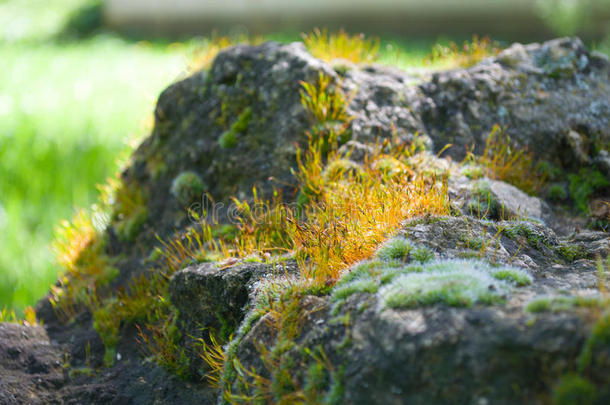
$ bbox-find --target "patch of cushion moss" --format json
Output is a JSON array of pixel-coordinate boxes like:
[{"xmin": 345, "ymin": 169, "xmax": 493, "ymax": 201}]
[
  {"xmin": 568, "ymin": 168, "xmax": 609, "ymax": 214},
  {"xmin": 170, "ymin": 171, "xmax": 206, "ymax": 206},
  {"xmin": 218, "ymin": 107, "xmax": 252, "ymax": 149},
  {"xmin": 379, "ymin": 268, "xmax": 509, "ymax": 309},
  {"xmin": 322, "ymin": 158, "xmax": 366, "ymax": 183},
  {"xmin": 555, "ymin": 242, "xmax": 588, "ymax": 262},
  {"xmin": 552, "ymin": 374, "xmax": 598, "ymax": 405},
  {"xmin": 466, "ymin": 180, "xmax": 497, "ymax": 219},
  {"xmin": 525, "ymin": 295, "xmax": 602, "ymax": 313},
  {"xmin": 578, "ymin": 311, "xmax": 610, "ymax": 373},
  {"xmin": 502, "ymin": 221, "xmax": 551, "ymax": 251},
  {"xmin": 334, "ymin": 257, "xmax": 530, "ymax": 310},
  {"xmin": 375, "ymin": 236, "xmax": 412, "ymax": 261}
]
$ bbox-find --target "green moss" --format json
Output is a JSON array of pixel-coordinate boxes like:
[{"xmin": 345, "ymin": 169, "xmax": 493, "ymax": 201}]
[
  {"xmin": 116, "ymin": 206, "xmax": 148, "ymax": 242},
  {"xmin": 170, "ymin": 171, "xmax": 206, "ymax": 206},
  {"xmin": 549, "ymin": 184, "xmax": 568, "ymax": 201},
  {"xmin": 218, "ymin": 107, "xmax": 252, "ymax": 149},
  {"xmin": 332, "ymin": 278, "xmax": 379, "ymax": 301},
  {"xmin": 460, "ymin": 233, "xmax": 484, "ymax": 250},
  {"xmin": 379, "ymin": 263, "xmax": 423, "ymax": 284},
  {"xmin": 467, "ymin": 181, "xmax": 497, "ymax": 219},
  {"xmin": 490, "ymin": 268, "xmax": 532, "ymax": 286},
  {"xmin": 412, "ymin": 246, "xmax": 435, "ymax": 263},
  {"xmin": 525, "ymin": 295, "xmax": 601, "ymax": 313},
  {"xmin": 502, "ymin": 221, "xmax": 550, "ymax": 250},
  {"xmin": 379, "ymin": 268, "xmax": 508, "ymax": 309},
  {"xmin": 212, "ymin": 224, "xmax": 239, "ymax": 241},
  {"xmin": 376, "ymin": 236, "xmax": 411, "ymax": 261},
  {"xmin": 218, "ymin": 130, "xmax": 237, "ymax": 149},
  {"xmin": 556, "ymin": 243, "xmax": 588, "ymax": 262},
  {"xmin": 578, "ymin": 312, "xmax": 610, "ymax": 373},
  {"xmin": 569, "ymin": 168, "xmax": 609, "ymax": 214},
  {"xmin": 552, "ymin": 374, "xmax": 597, "ymax": 405},
  {"xmin": 338, "ymin": 260, "xmax": 383, "ymax": 285},
  {"xmin": 462, "ymin": 164, "xmax": 484, "ymax": 179},
  {"xmin": 324, "ymin": 366, "xmax": 345, "ymax": 405}
]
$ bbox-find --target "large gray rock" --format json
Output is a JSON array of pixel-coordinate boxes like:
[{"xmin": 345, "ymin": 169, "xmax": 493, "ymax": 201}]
[
  {"xmin": 123, "ymin": 37, "xmax": 609, "ymax": 244},
  {"xmin": 224, "ymin": 216, "xmax": 610, "ymax": 404}
]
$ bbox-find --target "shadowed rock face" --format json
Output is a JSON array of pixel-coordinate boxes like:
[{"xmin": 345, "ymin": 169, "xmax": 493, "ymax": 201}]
[{"xmin": 0, "ymin": 37, "xmax": 607, "ymax": 404}]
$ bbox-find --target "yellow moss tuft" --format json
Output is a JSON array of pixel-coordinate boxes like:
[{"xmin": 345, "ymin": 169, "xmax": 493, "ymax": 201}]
[
  {"xmin": 425, "ymin": 35, "xmax": 501, "ymax": 68},
  {"xmin": 189, "ymin": 34, "xmax": 264, "ymax": 72},
  {"xmin": 465, "ymin": 124, "xmax": 546, "ymax": 195},
  {"xmin": 302, "ymin": 28, "xmax": 380, "ymax": 64}
]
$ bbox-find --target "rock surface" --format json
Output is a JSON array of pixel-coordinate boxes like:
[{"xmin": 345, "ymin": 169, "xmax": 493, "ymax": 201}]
[
  {"xmin": 123, "ymin": 37, "xmax": 608, "ymax": 246},
  {"xmin": 0, "ymin": 37, "xmax": 608, "ymax": 404}
]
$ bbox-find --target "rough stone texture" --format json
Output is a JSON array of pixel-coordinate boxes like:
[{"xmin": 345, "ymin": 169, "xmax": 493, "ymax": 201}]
[
  {"xmin": 122, "ymin": 37, "xmax": 608, "ymax": 246},
  {"xmin": 0, "ymin": 323, "xmax": 65, "ymax": 405},
  {"xmin": 169, "ymin": 260, "xmax": 298, "ymax": 376},
  {"xmin": 231, "ymin": 216, "xmax": 610, "ymax": 404},
  {"xmin": 6, "ymin": 37, "xmax": 607, "ymax": 404},
  {"xmin": 449, "ymin": 175, "xmax": 554, "ymax": 225}
]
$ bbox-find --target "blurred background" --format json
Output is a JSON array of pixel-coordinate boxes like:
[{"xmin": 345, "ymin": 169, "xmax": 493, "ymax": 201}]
[{"xmin": 1, "ymin": 0, "xmax": 609, "ymax": 314}]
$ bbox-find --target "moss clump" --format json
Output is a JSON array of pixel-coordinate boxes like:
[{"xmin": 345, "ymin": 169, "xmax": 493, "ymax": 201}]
[
  {"xmin": 489, "ymin": 267, "xmax": 532, "ymax": 286},
  {"xmin": 502, "ymin": 221, "xmax": 550, "ymax": 251},
  {"xmin": 332, "ymin": 278, "xmax": 379, "ymax": 301},
  {"xmin": 459, "ymin": 233, "xmax": 484, "ymax": 250},
  {"xmin": 569, "ymin": 168, "xmax": 609, "ymax": 214},
  {"xmin": 412, "ymin": 246, "xmax": 435, "ymax": 263},
  {"xmin": 323, "ymin": 159, "xmax": 365, "ymax": 183},
  {"xmin": 335, "ymin": 258, "xmax": 527, "ymax": 310},
  {"xmin": 116, "ymin": 207, "xmax": 148, "ymax": 242},
  {"xmin": 552, "ymin": 374, "xmax": 597, "ymax": 405},
  {"xmin": 578, "ymin": 311, "xmax": 610, "ymax": 373},
  {"xmin": 218, "ymin": 130, "xmax": 237, "ymax": 149},
  {"xmin": 525, "ymin": 295, "xmax": 601, "ymax": 313},
  {"xmin": 372, "ymin": 157, "xmax": 409, "ymax": 180},
  {"xmin": 462, "ymin": 164, "xmax": 484, "ymax": 179},
  {"xmin": 549, "ymin": 183, "xmax": 568, "ymax": 201},
  {"xmin": 376, "ymin": 236, "xmax": 411, "ymax": 261},
  {"xmin": 170, "ymin": 171, "xmax": 206, "ymax": 206},
  {"xmin": 218, "ymin": 107, "xmax": 252, "ymax": 149},
  {"xmin": 379, "ymin": 268, "xmax": 508, "ymax": 309},
  {"xmin": 556, "ymin": 243, "xmax": 588, "ymax": 262}
]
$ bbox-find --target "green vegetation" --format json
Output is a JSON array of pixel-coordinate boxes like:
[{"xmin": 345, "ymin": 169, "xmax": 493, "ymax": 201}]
[
  {"xmin": 502, "ymin": 221, "xmax": 550, "ymax": 251},
  {"xmin": 380, "ymin": 269, "xmax": 507, "ymax": 309},
  {"xmin": 218, "ymin": 107, "xmax": 252, "ymax": 149},
  {"xmin": 525, "ymin": 295, "xmax": 602, "ymax": 313},
  {"xmin": 375, "ymin": 236, "xmax": 411, "ymax": 261},
  {"xmin": 568, "ymin": 168, "xmax": 609, "ymax": 214},
  {"xmin": 0, "ymin": 0, "xmax": 188, "ymax": 313},
  {"xmin": 170, "ymin": 171, "xmax": 207, "ymax": 206},
  {"xmin": 556, "ymin": 243, "xmax": 588, "ymax": 263},
  {"xmin": 331, "ymin": 256, "xmax": 530, "ymax": 310},
  {"xmin": 549, "ymin": 184, "xmax": 568, "ymax": 201},
  {"xmin": 552, "ymin": 374, "xmax": 597, "ymax": 405}
]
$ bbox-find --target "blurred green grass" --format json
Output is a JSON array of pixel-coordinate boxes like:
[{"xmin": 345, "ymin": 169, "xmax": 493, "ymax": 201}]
[{"xmin": 0, "ymin": 0, "xmax": 190, "ymax": 313}]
